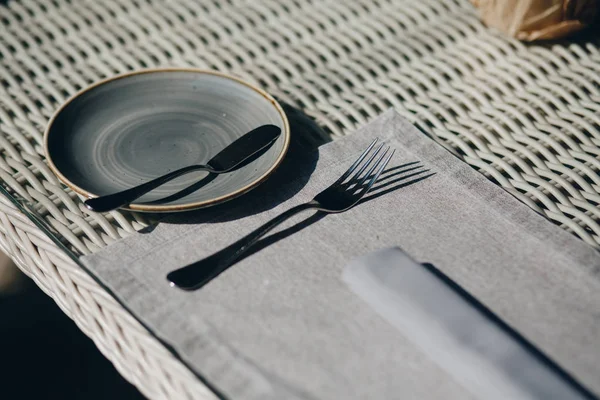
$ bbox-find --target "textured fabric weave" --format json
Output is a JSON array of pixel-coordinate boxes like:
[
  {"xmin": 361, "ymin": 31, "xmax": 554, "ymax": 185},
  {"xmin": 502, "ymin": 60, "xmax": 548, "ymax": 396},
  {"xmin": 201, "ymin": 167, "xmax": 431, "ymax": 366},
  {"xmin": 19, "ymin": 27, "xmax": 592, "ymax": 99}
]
[
  {"xmin": 82, "ymin": 110, "xmax": 600, "ymax": 399},
  {"xmin": 1, "ymin": 1, "xmax": 600, "ymax": 398}
]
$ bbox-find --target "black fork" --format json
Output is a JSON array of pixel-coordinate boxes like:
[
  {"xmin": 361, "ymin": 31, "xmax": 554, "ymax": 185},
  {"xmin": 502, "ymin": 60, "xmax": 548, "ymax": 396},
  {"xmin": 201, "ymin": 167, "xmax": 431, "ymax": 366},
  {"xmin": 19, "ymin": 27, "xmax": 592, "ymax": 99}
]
[{"xmin": 167, "ymin": 138, "xmax": 395, "ymax": 290}]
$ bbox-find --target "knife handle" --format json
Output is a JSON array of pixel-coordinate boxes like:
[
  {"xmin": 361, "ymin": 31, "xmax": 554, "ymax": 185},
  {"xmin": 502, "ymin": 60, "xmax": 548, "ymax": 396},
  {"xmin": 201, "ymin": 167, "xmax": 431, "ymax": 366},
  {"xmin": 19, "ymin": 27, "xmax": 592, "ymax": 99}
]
[{"xmin": 84, "ymin": 164, "xmax": 213, "ymax": 212}]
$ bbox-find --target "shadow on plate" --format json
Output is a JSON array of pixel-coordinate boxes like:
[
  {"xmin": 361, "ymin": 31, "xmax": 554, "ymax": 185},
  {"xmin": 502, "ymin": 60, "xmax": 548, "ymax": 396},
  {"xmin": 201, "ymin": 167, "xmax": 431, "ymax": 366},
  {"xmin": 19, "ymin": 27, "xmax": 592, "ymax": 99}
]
[{"xmin": 140, "ymin": 103, "xmax": 330, "ymax": 228}]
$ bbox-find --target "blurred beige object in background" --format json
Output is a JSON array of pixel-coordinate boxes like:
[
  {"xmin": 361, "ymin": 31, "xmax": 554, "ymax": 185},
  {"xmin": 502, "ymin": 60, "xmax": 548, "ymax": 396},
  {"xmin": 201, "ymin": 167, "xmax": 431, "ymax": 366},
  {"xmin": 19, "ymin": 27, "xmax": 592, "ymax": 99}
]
[
  {"xmin": 471, "ymin": 0, "xmax": 599, "ymax": 40},
  {"xmin": 0, "ymin": 251, "xmax": 24, "ymax": 295}
]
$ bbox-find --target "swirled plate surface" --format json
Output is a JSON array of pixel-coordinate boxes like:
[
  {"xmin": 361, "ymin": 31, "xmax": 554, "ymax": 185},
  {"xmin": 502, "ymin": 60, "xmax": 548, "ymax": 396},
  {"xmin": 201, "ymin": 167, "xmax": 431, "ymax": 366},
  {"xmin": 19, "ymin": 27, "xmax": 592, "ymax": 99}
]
[{"xmin": 44, "ymin": 69, "xmax": 290, "ymax": 212}]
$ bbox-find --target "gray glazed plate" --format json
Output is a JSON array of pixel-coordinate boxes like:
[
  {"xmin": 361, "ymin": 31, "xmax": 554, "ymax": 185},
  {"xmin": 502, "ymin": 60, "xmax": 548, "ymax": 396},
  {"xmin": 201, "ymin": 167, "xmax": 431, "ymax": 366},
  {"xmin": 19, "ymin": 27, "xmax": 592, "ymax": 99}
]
[{"xmin": 44, "ymin": 68, "xmax": 290, "ymax": 212}]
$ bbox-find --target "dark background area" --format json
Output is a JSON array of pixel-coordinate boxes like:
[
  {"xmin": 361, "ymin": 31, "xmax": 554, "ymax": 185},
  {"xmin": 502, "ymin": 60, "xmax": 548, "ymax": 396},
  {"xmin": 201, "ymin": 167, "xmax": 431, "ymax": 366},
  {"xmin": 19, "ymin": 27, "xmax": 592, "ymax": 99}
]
[{"xmin": 0, "ymin": 266, "xmax": 145, "ymax": 399}]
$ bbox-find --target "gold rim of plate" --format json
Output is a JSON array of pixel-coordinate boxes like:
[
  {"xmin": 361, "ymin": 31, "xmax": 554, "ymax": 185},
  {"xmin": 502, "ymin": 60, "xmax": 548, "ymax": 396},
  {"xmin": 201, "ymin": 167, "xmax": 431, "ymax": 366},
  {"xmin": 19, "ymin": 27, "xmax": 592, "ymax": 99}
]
[{"xmin": 43, "ymin": 68, "xmax": 291, "ymax": 213}]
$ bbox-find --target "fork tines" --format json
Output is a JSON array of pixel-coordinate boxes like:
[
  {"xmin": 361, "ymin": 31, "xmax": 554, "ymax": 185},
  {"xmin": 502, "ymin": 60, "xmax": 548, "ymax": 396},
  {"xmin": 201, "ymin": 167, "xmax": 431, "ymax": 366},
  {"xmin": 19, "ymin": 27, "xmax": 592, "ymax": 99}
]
[
  {"xmin": 338, "ymin": 139, "xmax": 394, "ymax": 194},
  {"xmin": 342, "ymin": 139, "xmax": 433, "ymax": 198}
]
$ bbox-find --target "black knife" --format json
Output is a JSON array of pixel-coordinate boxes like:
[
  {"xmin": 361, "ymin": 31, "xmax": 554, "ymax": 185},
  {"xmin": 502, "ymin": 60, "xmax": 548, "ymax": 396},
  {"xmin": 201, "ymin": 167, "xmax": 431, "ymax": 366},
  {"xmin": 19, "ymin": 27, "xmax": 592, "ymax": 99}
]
[{"xmin": 84, "ymin": 124, "xmax": 281, "ymax": 212}]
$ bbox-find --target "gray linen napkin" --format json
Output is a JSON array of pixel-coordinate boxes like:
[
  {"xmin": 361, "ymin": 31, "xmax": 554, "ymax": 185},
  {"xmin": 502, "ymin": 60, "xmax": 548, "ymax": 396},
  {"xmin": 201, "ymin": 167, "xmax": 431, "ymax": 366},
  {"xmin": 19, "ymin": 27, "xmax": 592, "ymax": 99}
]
[{"xmin": 82, "ymin": 109, "xmax": 600, "ymax": 400}]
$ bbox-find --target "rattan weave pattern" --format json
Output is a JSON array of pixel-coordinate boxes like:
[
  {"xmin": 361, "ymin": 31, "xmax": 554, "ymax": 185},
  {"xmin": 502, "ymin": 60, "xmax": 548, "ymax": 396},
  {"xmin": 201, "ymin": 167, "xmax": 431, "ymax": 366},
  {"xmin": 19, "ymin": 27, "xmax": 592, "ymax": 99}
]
[
  {"xmin": 0, "ymin": 0, "xmax": 599, "ymax": 398},
  {"xmin": 0, "ymin": 194, "xmax": 218, "ymax": 400}
]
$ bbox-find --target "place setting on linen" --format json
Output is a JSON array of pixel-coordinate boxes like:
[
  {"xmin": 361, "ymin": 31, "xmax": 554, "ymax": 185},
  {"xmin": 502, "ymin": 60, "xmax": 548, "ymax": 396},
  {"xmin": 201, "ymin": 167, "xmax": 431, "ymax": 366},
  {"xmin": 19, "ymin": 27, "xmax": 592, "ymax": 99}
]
[{"xmin": 43, "ymin": 69, "xmax": 600, "ymax": 400}]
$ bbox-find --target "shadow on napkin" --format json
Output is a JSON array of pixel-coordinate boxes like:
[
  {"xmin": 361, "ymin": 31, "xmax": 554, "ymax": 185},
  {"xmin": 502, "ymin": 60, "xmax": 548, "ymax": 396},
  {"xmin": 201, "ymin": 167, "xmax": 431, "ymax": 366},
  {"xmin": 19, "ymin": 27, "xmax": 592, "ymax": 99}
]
[
  {"xmin": 141, "ymin": 104, "xmax": 328, "ymax": 228},
  {"xmin": 201, "ymin": 165, "xmax": 436, "ymax": 267}
]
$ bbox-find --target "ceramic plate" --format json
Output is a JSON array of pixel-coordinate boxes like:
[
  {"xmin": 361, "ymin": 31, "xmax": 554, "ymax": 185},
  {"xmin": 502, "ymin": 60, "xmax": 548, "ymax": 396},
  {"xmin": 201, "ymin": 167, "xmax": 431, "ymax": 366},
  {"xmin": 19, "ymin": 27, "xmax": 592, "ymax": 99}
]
[{"xmin": 44, "ymin": 69, "xmax": 290, "ymax": 212}]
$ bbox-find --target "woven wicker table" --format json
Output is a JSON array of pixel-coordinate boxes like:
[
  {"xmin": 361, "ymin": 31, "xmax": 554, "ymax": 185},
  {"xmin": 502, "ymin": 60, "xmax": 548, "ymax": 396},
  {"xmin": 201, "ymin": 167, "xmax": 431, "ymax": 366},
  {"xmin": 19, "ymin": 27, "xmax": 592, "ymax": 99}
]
[{"xmin": 0, "ymin": 0, "xmax": 598, "ymax": 398}]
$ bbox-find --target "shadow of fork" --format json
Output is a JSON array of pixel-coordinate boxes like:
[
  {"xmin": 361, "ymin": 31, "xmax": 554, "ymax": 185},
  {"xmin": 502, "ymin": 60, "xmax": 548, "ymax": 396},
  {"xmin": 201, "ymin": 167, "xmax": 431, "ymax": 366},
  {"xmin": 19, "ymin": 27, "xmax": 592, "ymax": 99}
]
[{"xmin": 239, "ymin": 164, "xmax": 436, "ymax": 261}]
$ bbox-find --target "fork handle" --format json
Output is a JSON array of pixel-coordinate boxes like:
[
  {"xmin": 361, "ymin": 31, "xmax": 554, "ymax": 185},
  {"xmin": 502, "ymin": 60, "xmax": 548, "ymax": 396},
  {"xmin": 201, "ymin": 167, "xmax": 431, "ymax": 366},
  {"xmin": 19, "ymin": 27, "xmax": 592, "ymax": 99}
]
[{"xmin": 167, "ymin": 201, "xmax": 318, "ymax": 290}]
